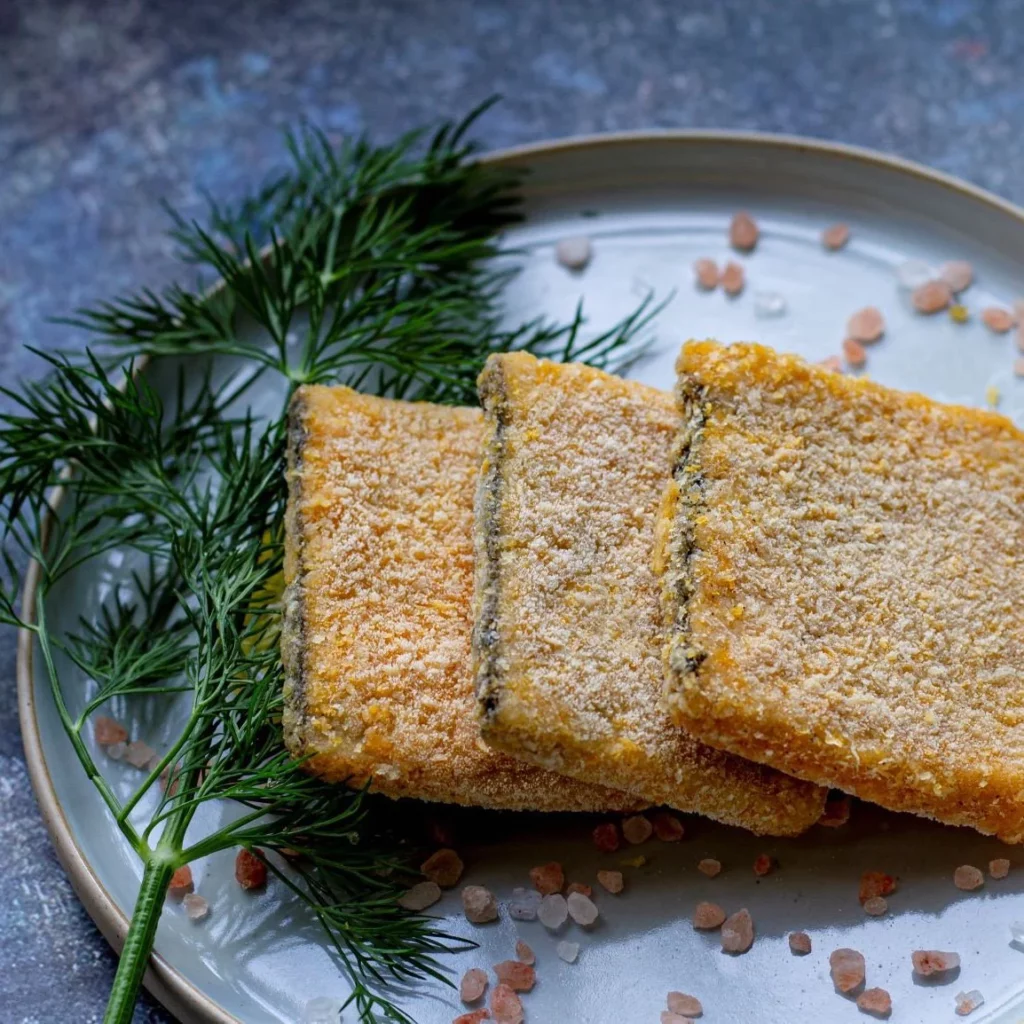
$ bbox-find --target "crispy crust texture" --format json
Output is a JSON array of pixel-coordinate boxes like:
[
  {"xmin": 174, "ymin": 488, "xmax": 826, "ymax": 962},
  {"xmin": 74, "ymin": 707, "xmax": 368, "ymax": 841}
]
[
  {"xmin": 662, "ymin": 340, "xmax": 1024, "ymax": 842},
  {"xmin": 281, "ymin": 384, "xmax": 637, "ymax": 811},
  {"xmin": 474, "ymin": 352, "xmax": 827, "ymax": 835}
]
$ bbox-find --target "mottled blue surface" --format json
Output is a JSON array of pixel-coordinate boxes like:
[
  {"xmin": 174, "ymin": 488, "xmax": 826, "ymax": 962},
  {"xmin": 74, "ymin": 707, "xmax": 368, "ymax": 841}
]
[{"xmin": 2, "ymin": 0, "xmax": 1023, "ymax": 1020}]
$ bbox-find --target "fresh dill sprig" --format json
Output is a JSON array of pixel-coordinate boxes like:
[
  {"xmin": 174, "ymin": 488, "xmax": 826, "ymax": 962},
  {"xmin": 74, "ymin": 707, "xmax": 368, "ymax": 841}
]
[{"xmin": 0, "ymin": 103, "xmax": 655, "ymax": 1024}]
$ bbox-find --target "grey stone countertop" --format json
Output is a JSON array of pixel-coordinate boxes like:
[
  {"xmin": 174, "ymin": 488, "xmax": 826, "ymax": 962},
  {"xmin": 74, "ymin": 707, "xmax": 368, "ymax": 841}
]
[{"xmin": 2, "ymin": 0, "xmax": 1023, "ymax": 1020}]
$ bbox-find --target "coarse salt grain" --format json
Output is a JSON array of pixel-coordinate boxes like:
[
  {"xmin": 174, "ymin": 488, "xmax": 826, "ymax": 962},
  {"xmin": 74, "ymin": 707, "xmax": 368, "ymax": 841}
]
[
  {"xmin": 846, "ymin": 307, "xmax": 885, "ymax": 344},
  {"xmin": 940, "ymin": 260, "xmax": 974, "ymax": 293},
  {"xmin": 651, "ymin": 812, "xmax": 684, "ymax": 842},
  {"xmin": 954, "ymin": 865, "xmax": 984, "ymax": 891},
  {"xmin": 753, "ymin": 291, "xmax": 787, "ymax": 318},
  {"xmin": 987, "ymin": 385, "xmax": 1000, "ymax": 408},
  {"xmin": 721, "ymin": 261, "xmax": 745, "ymax": 296},
  {"xmin": 789, "ymin": 931, "xmax": 812, "ymax": 955},
  {"xmin": 863, "ymin": 896, "xmax": 888, "ymax": 917},
  {"xmin": 105, "ymin": 741, "xmax": 127, "ymax": 761},
  {"xmin": 753, "ymin": 854, "xmax": 774, "ymax": 877},
  {"xmin": 859, "ymin": 871, "xmax": 896, "ymax": 903},
  {"xmin": 990, "ymin": 858, "xmax": 1011, "ymax": 879},
  {"xmin": 508, "ymin": 887, "xmax": 541, "ymax": 921},
  {"xmin": 667, "ymin": 992, "xmax": 703, "ymax": 1017},
  {"xmin": 490, "ymin": 982, "xmax": 524, "ymax": 1024},
  {"xmin": 592, "ymin": 822, "xmax": 620, "ymax": 852},
  {"xmin": 460, "ymin": 967, "xmax": 488, "ymax": 1003},
  {"xmin": 538, "ymin": 893, "xmax": 569, "ymax": 929},
  {"xmin": 1011, "ymin": 920, "xmax": 1024, "ymax": 943},
  {"xmin": 235, "ymin": 848, "xmax": 267, "ymax": 890},
  {"xmin": 912, "ymin": 950, "xmax": 961, "ymax": 976},
  {"xmin": 398, "ymin": 881, "xmax": 441, "ymax": 911},
  {"xmin": 857, "ymin": 987, "xmax": 892, "ymax": 1017},
  {"xmin": 529, "ymin": 861, "xmax": 564, "ymax": 895},
  {"xmin": 830, "ymin": 948, "xmax": 866, "ymax": 993},
  {"xmin": 421, "ymin": 848, "xmax": 464, "ymax": 888},
  {"xmin": 1014, "ymin": 358, "xmax": 1024, "ymax": 378},
  {"xmin": 622, "ymin": 814, "xmax": 653, "ymax": 845},
  {"xmin": 693, "ymin": 901, "xmax": 726, "ymax": 930},
  {"xmin": 896, "ymin": 259, "xmax": 936, "ymax": 291},
  {"xmin": 167, "ymin": 865, "xmax": 194, "ymax": 900},
  {"xmin": 555, "ymin": 236, "xmax": 591, "ymax": 271},
  {"xmin": 566, "ymin": 891, "xmax": 599, "ymax": 926},
  {"xmin": 453, "ymin": 1011, "xmax": 489, "ymax": 1024},
  {"xmin": 697, "ymin": 858, "xmax": 722, "ymax": 878},
  {"xmin": 730, "ymin": 211, "xmax": 759, "ymax": 251},
  {"xmin": 515, "ymin": 940, "xmax": 535, "ymax": 965},
  {"xmin": 302, "ymin": 996, "xmax": 344, "ymax": 1024},
  {"xmin": 556, "ymin": 940, "xmax": 579, "ymax": 963},
  {"xmin": 818, "ymin": 795, "xmax": 851, "ymax": 827},
  {"xmin": 94, "ymin": 716, "xmax": 128, "ymax": 746},
  {"xmin": 694, "ymin": 258, "xmax": 719, "ymax": 290},
  {"xmin": 721, "ymin": 908, "xmax": 754, "ymax": 953},
  {"xmin": 822, "ymin": 223, "xmax": 851, "ymax": 251},
  {"xmin": 462, "ymin": 886, "xmax": 498, "ymax": 924},
  {"xmin": 955, "ymin": 989, "xmax": 985, "ymax": 1016},
  {"xmin": 597, "ymin": 870, "xmax": 623, "ymax": 894},
  {"xmin": 566, "ymin": 882, "xmax": 592, "ymax": 897},
  {"xmin": 661, "ymin": 1014, "xmax": 690, "ymax": 1024},
  {"xmin": 982, "ymin": 307, "xmax": 1016, "ymax": 333},
  {"xmin": 493, "ymin": 960, "xmax": 536, "ymax": 992},
  {"xmin": 913, "ymin": 280, "xmax": 953, "ymax": 314},
  {"xmin": 843, "ymin": 338, "xmax": 868, "ymax": 368},
  {"xmin": 183, "ymin": 893, "xmax": 209, "ymax": 922},
  {"xmin": 125, "ymin": 740, "xmax": 157, "ymax": 769}
]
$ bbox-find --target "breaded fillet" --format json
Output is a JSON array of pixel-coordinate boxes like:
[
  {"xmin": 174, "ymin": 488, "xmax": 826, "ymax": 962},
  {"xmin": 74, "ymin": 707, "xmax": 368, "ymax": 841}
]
[
  {"xmin": 281, "ymin": 384, "xmax": 636, "ymax": 811},
  {"xmin": 661, "ymin": 341, "xmax": 1024, "ymax": 841},
  {"xmin": 473, "ymin": 353, "xmax": 827, "ymax": 835}
]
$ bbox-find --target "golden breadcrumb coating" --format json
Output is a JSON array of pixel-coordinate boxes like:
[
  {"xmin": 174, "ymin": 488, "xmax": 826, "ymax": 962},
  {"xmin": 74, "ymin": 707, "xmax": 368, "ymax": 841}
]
[
  {"xmin": 474, "ymin": 353, "xmax": 826, "ymax": 835},
  {"xmin": 281, "ymin": 384, "xmax": 637, "ymax": 811},
  {"xmin": 661, "ymin": 341, "xmax": 1024, "ymax": 841}
]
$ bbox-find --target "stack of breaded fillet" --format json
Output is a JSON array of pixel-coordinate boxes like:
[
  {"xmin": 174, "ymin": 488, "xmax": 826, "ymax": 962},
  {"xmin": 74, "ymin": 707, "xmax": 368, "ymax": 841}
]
[{"xmin": 282, "ymin": 341, "xmax": 1024, "ymax": 841}]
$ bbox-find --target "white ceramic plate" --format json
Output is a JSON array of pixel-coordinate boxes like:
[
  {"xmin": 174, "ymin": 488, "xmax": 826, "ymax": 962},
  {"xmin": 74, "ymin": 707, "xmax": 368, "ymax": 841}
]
[{"xmin": 19, "ymin": 133, "xmax": 1024, "ymax": 1024}]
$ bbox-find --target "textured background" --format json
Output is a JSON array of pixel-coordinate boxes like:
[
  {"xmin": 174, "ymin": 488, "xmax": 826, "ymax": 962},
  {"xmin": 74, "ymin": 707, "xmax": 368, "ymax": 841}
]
[{"xmin": 2, "ymin": 0, "xmax": 1023, "ymax": 1020}]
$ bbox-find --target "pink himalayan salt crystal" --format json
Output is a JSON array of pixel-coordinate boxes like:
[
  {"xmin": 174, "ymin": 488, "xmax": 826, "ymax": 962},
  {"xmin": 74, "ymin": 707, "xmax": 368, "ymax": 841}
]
[
  {"xmin": 818, "ymin": 795, "xmax": 852, "ymax": 827},
  {"xmin": 94, "ymin": 716, "xmax": 128, "ymax": 746},
  {"xmin": 490, "ymin": 983, "xmax": 524, "ymax": 1024},
  {"xmin": 721, "ymin": 261, "xmax": 745, "ymax": 296},
  {"xmin": 566, "ymin": 882, "xmax": 592, "ymax": 897},
  {"xmin": 567, "ymin": 891, "xmax": 599, "ymax": 926},
  {"xmin": 830, "ymin": 948, "xmax": 866, "ymax": 993},
  {"xmin": 538, "ymin": 893, "xmax": 569, "ymax": 929},
  {"xmin": 843, "ymin": 338, "xmax": 868, "ymax": 368},
  {"xmin": 846, "ymin": 306, "xmax": 885, "ymax": 343},
  {"xmin": 954, "ymin": 865, "xmax": 984, "ymax": 891},
  {"xmin": 863, "ymin": 896, "xmax": 888, "ymax": 917},
  {"xmin": 125, "ymin": 740, "xmax": 157, "ymax": 769},
  {"xmin": 955, "ymin": 989, "xmax": 985, "ymax": 1016},
  {"xmin": 982, "ymin": 307, "xmax": 1016, "ymax": 333},
  {"xmin": 730, "ymin": 211, "xmax": 759, "ymax": 251},
  {"xmin": 940, "ymin": 260, "xmax": 974, "ymax": 293},
  {"xmin": 990, "ymin": 858, "xmax": 1011, "ymax": 880},
  {"xmin": 167, "ymin": 865, "xmax": 194, "ymax": 900},
  {"xmin": 182, "ymin": 893, "xmax": 209, "ymax": 921},
  {"xmin": 515, "ymin": 940, "xmax": 535, "ymax": 966},
  {"xmin": 398, "ymin": 881, "xmax": 441, "ymax": 912},
  {"xmin": 462, "ymin": 886, "xmax": 499, "ymax": 924},
  {"xmin": 753, "ymin": 854, "xmax": 775, "ymax": 877},
  {"xmin": 597, "ymin": 870, "xmax": 624, "ymax": 894},
  {"xmin": 694, "ymin": 258, "xmax": 719, "ymax": 291},
  {"xmin": 493, "ymin": 960, "xmax": 535, "ymax": 993},
  {"xmin": 592, "ymin": 822, "xmax": 620, "ymax": 852},
  {"xmin": 460, "ymin": 968, "xmax": 488, "ymax": 1003},
  {"xmin": 235, "ymin": 848, "xmax": 267, "ymax": 890},
  {"xmin": 859, "ymin": 871, "xmax": 896, "ymax": 903},
  {"xmin": 651, "ymin": 812, "xmax": 685, "ymax": 842},
  {"xmin": 697, "ymin": 858, "xmax": 722, "ymax": 878},
  {"xmin": 857, "ymin": 987, "xmax": 892, "ymax": 1017},
  {"xmin": 693, "ymin": 901, "xmax": 726, "ymax": 930},
  {"xmin": 912, "ymin": 950, "xmax": 961, "ymax": 976},
  {"xmin": 622, "ymin": 814, "xmax": 653, "ymax": 845},
  {"xmin": 789, "ymin": 931, "xmax": 812, "ymax": 955},
  {"xmin": 822, "ymin": 223, "xmax": 851, "ymax": 250},
  {"xmin": 661, "ymin": 1014, "xmax": 691, "ymax": 1024},
  {"xmin": 721, "ymin": 908, "xmax": 754, "ymax": 953},
  {"xmin": 421, "ymin": 848, "xmax": 464, "ymax": 888},
  {"xmin": 913, "ymin": 280, "xmax": 953, "ymax": 314},
  {"xmin": 667, "ymin": 992, "xmax": 703, "ymax": 1017},
  {"xmin": 529, "ymin": 861, "xmax": 564, "ymax": 895},
  {"xmin": 452, "ymin": 1011, "xmax": 489, "ymax": 1024}
]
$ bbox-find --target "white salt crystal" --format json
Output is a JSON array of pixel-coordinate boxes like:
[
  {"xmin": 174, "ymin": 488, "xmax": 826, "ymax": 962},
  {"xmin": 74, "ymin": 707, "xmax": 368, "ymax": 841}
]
[
  {"xmin": 303, "ymin": 996, "xmax": 344, "ymax": 1023},
  {"xmin": 538, "ymin": 893, "xmax": 569, "ymax": 929},
  {"xmin": 566, "ymin": 891, "xmax": 599, "ymax": 926},
  {"xmin": 895, "ymin": 259, "xmax": 935, "ymax": 290},
  {"xmin": 555, "ymin": 236, "xmax": 592, "ymax": 271},
  {"xmin": 182, "ymin": 893, "xmax": 209, "ymax": 922},
  {"xmin": 105, "ymin": 741, "xmax": 127, "ymax": 761},
  {"xmin": 955, "ymin": 989, "xmax": 985, "ymax": 1016},
  {"xmin": 508, "ymin": 887, "xmax": 542, "ymax": 921},
  {"xmin": 556, "ymin": 940, "xmax": 579, "ymax": 963},
  {"xmin": 753, "ymin": 291, "xmax": 787, "ymax": 318}
]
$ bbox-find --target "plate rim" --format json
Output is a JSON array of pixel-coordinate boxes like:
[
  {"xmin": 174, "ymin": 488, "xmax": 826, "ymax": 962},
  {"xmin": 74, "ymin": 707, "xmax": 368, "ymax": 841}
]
[{"xmin": 16, "ymin": 128, "xmax": 1024, "ymax": 1024}]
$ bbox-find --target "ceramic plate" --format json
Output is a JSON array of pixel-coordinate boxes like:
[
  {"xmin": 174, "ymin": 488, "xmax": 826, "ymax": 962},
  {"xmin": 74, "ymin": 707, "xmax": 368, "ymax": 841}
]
[{"xmin": 18, "ymin": 132, "xmax": 1024, "ymax": 1024}]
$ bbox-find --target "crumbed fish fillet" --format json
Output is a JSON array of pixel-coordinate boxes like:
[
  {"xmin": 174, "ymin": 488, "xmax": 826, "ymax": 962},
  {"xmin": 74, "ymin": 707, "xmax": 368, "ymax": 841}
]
[
  {"xmin": 661, "ymin": 341, "xmax": 1024, "ymax": 842},
  {"xmin": 473, "ymin": 352, "xmax": 827, "ymax": 835},
  {"xmin": 282, "ymin": 384, "xmax": 637, "ymax": 811}
]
